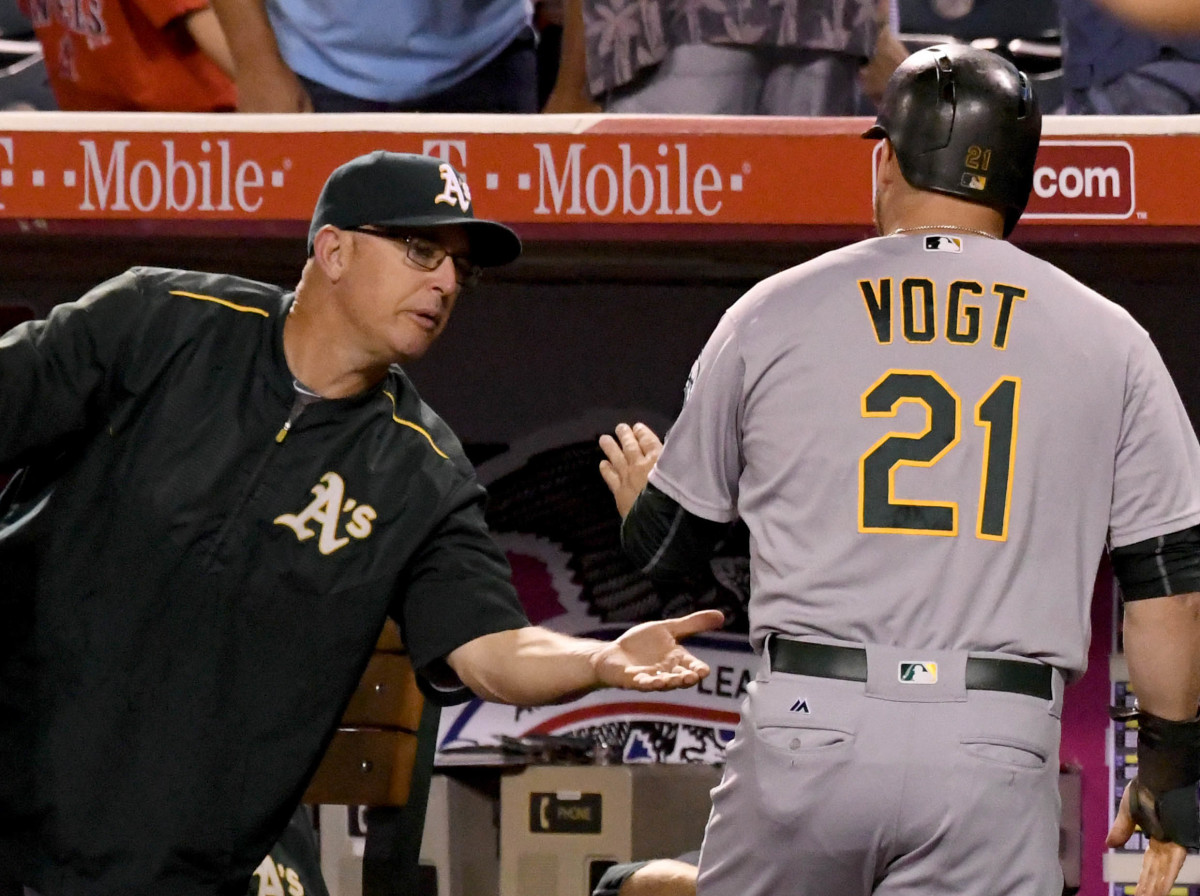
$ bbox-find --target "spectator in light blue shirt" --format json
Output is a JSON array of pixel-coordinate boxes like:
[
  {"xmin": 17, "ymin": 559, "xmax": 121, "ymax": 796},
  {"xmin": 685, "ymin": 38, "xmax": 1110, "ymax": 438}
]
[
  {"xmin": 211, "ymin": 0, "xmax": 539, "ymax": 112},
  {"xmin": 1060, "ymin": 0, "xmax": 1200, "ymax": 113}
]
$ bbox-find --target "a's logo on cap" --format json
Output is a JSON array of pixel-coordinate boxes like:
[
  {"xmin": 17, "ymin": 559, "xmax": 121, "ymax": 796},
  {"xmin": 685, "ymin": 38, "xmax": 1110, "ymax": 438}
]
[
  {"xmin": 899, "ymin": 661, "xmax": 938, "ymax": 684},
  {"xmin": 434, "ymin": 163, "xmax": 472, "ymax": 212}
]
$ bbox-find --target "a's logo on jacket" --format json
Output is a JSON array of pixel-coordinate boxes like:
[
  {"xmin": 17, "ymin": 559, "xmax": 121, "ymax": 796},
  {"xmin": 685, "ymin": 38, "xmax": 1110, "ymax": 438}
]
[
  {"xmin": 434, "ymin": 163, "xmax": 472, "ymax": 211},
  {"xmin": 274, "ymin": 472, "xmax": 376, "ymax": 554}
]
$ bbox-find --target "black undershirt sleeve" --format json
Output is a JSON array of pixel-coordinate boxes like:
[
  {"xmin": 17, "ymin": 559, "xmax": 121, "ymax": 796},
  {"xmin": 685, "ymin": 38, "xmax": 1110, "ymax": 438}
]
[
  {"xmin": 591, "ymin": 860, "xmax": 650, "ymax": 896},
  {"xmin": 1111, "ymin": 525, "xmax": 1200, "ymax": 601},
  {"xmin": 620, "ymin": 483, "xmax": 730, "ymax": 582}
]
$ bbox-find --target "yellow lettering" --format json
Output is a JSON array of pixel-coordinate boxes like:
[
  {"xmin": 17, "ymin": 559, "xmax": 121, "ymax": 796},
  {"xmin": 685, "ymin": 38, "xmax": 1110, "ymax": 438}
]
[
  {"xmin": 273, "ymin": 473, "xmax": 350, "ymax": 554},
  {"xmin": 859, "ymin": 278, "xmax": 893, "ymax": 344},
  {"xmin": 947, "ymin": 280, "xmax": 983, "ymax": 344},
  {"xmin": 252, "ymin": 856, "xmax": 285, "ymax": 896},
  {"xmin": 347, "ymin": 504, "xmax": 377, "ymax": 540},
  {"xmin": 991, "ymin": 283, "xmax": 1028, "ymax": 349},
  {"xmin": 857, "ymin": 277, "xmax": 1027, "ymax": 349},
  {"xmin": 902, "ymin": 278, "xmax": 936, "ymax": 343}
]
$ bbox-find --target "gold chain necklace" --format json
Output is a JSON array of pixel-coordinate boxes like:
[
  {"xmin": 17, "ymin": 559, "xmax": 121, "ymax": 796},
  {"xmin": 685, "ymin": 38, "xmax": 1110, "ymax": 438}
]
[{"xmin": 891, "ymin": 224, "xmax": 999, "ymax": 239}]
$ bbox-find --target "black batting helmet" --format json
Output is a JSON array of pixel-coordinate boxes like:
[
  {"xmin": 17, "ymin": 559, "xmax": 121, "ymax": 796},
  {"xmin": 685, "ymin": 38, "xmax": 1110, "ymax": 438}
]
[{"xmin": 863, "ymin": 44, "xmax": 1042, "ymax": 236}]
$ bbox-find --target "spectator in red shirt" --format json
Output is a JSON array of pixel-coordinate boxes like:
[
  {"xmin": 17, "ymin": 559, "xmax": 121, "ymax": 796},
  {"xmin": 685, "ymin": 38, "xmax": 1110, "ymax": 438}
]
[{"xmin": 19, "ymin": 0, "xmax": 236, "ymax": 110}]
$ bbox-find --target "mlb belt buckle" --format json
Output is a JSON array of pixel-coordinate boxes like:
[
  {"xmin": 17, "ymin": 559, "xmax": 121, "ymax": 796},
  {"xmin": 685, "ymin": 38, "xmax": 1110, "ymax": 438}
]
[
  {"xmin": 767, "ymin": 637, "xmax": 1053, "ymax": 701},
  {"xmin": 898, "ymin": 661, "xmax": 938, "ymax": 684}
]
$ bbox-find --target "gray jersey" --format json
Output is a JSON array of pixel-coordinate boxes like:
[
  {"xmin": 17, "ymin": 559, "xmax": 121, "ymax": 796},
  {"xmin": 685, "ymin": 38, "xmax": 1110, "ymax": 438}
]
[{"xmin": 650, "ymin": 233, "xmax": 1200, "ymax": 676}]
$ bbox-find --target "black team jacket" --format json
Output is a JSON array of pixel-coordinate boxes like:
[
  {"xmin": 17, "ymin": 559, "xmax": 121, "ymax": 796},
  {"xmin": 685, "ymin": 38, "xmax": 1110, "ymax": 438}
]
[{"xmin": 0, "ymin": 267, "xmax": 529, "ymax": 895}]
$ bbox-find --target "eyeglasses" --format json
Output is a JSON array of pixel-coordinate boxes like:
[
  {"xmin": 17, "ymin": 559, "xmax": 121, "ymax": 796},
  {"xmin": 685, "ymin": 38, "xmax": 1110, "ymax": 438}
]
[{"xmin": 351, "ymin": 227, "xmax": 482, "ymax": 288}]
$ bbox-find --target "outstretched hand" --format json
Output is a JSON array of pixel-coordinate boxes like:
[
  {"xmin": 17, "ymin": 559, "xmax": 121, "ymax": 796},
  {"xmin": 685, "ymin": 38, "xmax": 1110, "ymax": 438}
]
[
  {"xmin": 591, "ymin": 610, "xmax": 725, "ymax": 691},
  {"xmin": 599, "ymin": 422, "xmax": 663, "ymax": 518},
  {"xmin": 1106, "ymin": 782, "xmax": 1189, "ymax": 896}
]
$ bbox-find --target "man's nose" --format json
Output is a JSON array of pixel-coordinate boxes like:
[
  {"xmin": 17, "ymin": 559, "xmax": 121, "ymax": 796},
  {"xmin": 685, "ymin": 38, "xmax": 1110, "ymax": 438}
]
[{"xmin": 434, "ymin": 254, "xmax": 459, "ymax": 291}]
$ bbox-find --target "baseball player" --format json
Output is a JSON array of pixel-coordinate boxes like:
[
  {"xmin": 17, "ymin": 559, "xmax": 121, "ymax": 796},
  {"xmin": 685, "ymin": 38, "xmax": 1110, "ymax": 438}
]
[
  {"xmin": 600, "ymin": 45, "xmax": 1200, "ymax": 896},
  {"xmin": 0, "ymin": 150, "xmax": 722, "ymax": 896}
]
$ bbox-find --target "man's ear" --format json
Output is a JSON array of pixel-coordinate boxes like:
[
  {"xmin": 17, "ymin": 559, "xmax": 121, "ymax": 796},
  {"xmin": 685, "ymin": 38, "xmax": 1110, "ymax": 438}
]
[
  {"xmin": 875, "ymin": 139, "xmax": 899, "ymax": 188},
  {"xmin": 311, "ymin": 225, "xmax": 350, "ymax": 281}
]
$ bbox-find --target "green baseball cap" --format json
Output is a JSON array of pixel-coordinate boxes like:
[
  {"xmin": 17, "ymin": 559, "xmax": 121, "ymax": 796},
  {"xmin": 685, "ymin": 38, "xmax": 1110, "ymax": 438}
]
[{"xmin": 307, "ymin": 151, "xmax": 522, "ymax": 266}]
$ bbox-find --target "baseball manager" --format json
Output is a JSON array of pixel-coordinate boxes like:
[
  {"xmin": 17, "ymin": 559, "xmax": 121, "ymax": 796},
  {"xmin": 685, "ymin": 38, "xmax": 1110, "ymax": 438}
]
[
  {"xmin": 601, "ymin": 45, "xmax": 1200, "ymax": 896},
  {"xmin": 0, "ymin": 150, "xmax": 722, "ymax": 896}
]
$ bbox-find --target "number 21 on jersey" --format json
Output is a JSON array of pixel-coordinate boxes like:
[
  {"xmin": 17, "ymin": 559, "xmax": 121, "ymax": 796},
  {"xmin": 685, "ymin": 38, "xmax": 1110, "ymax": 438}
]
[{"xmin": 858, "ymin": 370, "xmax": 1020, "ymax": 541}]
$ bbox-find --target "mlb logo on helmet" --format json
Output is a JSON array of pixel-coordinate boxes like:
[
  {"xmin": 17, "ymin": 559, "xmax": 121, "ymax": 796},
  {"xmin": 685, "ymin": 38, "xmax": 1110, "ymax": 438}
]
[
  {"xmin": 960, "ymin": 173, "xmax": 987, "ymax": 190},
  {"xmin": 899, "ymin": 662, "xmax": 938, "ymax": 684}
]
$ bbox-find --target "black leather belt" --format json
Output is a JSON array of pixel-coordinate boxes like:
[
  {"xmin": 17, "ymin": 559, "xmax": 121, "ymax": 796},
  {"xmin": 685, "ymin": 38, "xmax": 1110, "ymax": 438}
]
[{"xmin": 768, "ymin": 638, "xmax": 1053, "ymax": 701}]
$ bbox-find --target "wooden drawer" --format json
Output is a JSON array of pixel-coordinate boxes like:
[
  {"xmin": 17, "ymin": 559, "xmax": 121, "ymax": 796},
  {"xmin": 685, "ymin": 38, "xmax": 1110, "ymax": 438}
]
[
  {"xmin": 303, "ymin": 728, "xmax": 419, "ymax": 806},
  {"xmin": 304, "ymin": 618, "xmax": 427, "ymax": 807},
  {"xmin": 341, "ymin": 653, "xmax": 423, "ymax": 731}
]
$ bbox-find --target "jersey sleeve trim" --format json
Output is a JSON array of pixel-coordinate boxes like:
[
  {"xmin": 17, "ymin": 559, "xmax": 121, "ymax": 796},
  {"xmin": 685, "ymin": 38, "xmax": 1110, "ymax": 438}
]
[
  {"xmin": 382, "ymin": 389, "xmax": 450, "ymax": 459},
  {"xmin": 1110, "ymin": 510, "xmax": 1200, "ymax": 551},
  {"xmin": 647, "ymin": 468, "xmax": 738, "ymax": 524},
  {"xmin": 168, "ymin": 289, "xmax": 271, "ymax": 318}
]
